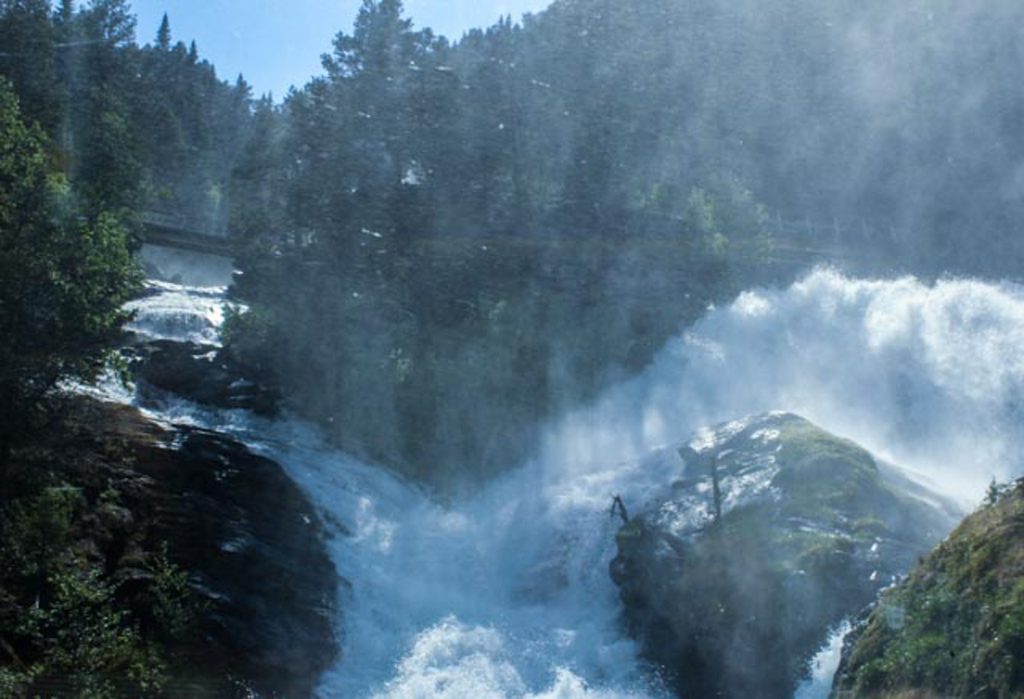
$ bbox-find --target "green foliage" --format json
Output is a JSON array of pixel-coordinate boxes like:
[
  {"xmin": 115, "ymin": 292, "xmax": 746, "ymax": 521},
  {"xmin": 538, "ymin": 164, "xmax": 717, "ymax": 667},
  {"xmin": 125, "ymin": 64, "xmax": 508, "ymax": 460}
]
[
  {"xmin": 0, "ymin": 77, "xmax": 140, "ymax": 461},
  {"xmin": 0, "ymin": 511, "xmax": 155, "ymax": 696},
  {"xmin": 155, "ymin": 13, "xmax": 170, "ymax": 50},
  {"xmin": 0, "ymin": 486, "xmax": 81, "ymax": 586},
  {"xmin": 0, "ymin": 481, "xmax": 206, "ymax": 697},
  {"xmin": 5, "ymin": 0, "xmax": 778, "ymax": 485},
  {"xmin": 221, "ymin": 0, "xmax": 770, "ymax": 482},
  {"xmin": 0, "ymin": 667, "xmax": 32, "ymax": 697},
  {"xmin": 1, "ymin": 0, "xmax": 253, "ymax": 231},
  {"xmin": 147, "ymin": 545, "xmax": 202, "ymax": 643},
  {"xmin": 0, "ymin": 0, "xmax": 61, "ymax": 135},
  {"xmin": 837, "ymin": 481, "xmax": 1024, "ymax": 698},
  {"xmin": 19, "ymin": 568, "xmax": 165, "ymax": 697}
]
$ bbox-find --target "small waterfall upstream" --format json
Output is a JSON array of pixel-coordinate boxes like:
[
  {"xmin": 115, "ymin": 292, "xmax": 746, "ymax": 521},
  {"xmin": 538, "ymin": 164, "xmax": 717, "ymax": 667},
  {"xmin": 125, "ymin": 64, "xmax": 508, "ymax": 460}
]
[{"xmin": 99, "ymin": 264, "xmax": 1024, "ymax": 697}]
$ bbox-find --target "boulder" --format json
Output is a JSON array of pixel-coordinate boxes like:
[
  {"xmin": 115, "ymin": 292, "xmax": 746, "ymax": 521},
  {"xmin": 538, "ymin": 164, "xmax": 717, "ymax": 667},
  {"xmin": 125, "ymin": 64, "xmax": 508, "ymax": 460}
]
[
  {"xmin": 831, "ymin": 479, "xmax": 1024, "ymax": 698},
  {"xmin": 128, "ymin": 339, "xmax": 280, "ymax": 416},
  {"xmin": 610, "ymin": 413, "xmax": 959, "ymax": 698},
  {"xmin": 54, "ymin": 398, "xmax": 339, "ymax": 697}
]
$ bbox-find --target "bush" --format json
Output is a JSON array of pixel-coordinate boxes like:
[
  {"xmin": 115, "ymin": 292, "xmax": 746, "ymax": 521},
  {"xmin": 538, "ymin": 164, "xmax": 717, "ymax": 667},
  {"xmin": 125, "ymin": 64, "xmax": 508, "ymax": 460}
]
[
  {"xmin": 0, "ymin": 487, "xmax": 201, "ymax": 697},
  {"xmin": 0, "ymin": 486, "xmax": 81, "ymax": 587},
  {"xmin": 19, "ymin": 568, "xmax": 165, "ymax": 698}
]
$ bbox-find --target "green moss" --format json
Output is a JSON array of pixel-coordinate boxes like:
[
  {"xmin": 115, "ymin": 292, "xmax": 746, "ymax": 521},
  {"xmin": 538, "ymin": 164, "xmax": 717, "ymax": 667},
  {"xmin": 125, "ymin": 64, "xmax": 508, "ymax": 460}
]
[
  {"xmin": 835, "ymin": 482, "xmax": 1024, "ymax": 698},
  {"xmin": 615, "ymin": 415, "xmax": 958, "ymax": 698},
  {"xmin": 774, "ymin": 420, "xmax": 880, "ymax": 517}
]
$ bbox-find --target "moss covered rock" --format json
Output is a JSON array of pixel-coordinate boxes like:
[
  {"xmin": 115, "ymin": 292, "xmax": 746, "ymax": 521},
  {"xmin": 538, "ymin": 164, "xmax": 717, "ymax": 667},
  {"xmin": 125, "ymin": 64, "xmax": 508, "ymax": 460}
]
[
  {"xmin": 610, "ymin": 413, "xmax": 958, "ymax": 698},
  {"xmin": 832, "ymin": 479, "xmax": 1024, "ymax": 699}
]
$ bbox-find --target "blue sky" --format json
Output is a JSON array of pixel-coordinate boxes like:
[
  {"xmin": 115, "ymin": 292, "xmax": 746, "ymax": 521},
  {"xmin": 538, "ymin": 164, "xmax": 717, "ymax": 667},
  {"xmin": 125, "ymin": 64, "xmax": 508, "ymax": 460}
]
[{"xmin": 131, "ymin": 1, "xmax": 552, "ymax": 98}]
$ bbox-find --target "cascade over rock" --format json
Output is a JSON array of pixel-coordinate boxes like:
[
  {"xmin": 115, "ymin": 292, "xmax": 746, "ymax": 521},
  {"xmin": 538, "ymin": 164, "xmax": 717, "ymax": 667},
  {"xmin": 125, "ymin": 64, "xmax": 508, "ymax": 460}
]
[
  {"xmin": 610, "ymin": 413, "xmax": 959, "ymax": 698},
  {"xmin": 81, "ymin": 275, "xmax": 338, "ymax": 694},
  {"xmin": 124, "ymin": 416, "xmax": 338, "ymax": 695},
  {"xmin": 93, "ymin": 269, "xmax": 1024, "ymax": 696},
  {"xmin": 128, "ymin": 338, "xmax": 280, "ymax": 416}
]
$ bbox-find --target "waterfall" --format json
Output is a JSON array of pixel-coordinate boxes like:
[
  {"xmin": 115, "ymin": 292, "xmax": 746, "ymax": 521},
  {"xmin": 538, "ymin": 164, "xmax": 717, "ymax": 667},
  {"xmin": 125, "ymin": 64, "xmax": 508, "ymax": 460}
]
[{"xmin": 106, "ymin": 267, "xmax": 1024, "ymax": 697}]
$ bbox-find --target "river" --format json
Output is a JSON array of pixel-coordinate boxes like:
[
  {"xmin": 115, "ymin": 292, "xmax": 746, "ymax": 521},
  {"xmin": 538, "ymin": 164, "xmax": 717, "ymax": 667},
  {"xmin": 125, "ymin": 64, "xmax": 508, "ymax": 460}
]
[{"xmin": 98, "ymin": 259, "xmax": 1024, "ymax": 697}]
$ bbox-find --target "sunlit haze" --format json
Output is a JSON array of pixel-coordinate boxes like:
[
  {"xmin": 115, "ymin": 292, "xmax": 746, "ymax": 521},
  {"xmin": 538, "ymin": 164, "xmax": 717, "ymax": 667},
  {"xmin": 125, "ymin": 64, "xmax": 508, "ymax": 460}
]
[{"xmin": 4, "ymin": 0, "xmax": 1024, "ymax": 695}]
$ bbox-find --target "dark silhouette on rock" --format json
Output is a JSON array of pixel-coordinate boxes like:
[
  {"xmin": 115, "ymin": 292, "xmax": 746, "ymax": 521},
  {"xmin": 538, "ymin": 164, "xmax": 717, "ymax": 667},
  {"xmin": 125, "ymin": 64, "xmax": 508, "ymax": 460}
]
[{"xmin": 611, "ymin": 494, "xmax": 630, "ymax": 525}]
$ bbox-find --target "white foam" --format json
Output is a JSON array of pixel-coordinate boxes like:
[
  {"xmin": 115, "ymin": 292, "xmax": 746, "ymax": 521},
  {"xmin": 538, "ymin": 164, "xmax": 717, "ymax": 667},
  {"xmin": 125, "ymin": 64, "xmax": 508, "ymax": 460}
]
[
  {"xmin": 125, "ymin": 280, "xmax": 239, "ymax": 345},
  {"xmin": 541, "ymin": 269, "xmax": 1024, "ymax": 508},
  {"xmin": 95, "ymin": 267, "xmax": 1024, "ymax": 697}
]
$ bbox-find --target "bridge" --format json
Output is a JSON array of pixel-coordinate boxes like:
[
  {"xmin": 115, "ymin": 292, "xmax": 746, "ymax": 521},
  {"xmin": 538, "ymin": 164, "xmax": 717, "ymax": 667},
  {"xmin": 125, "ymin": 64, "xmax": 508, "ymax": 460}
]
[
  {"xmin": 135, "ymin": 207, "xmax": 888, "ymax": 272},
  {"xmin": 137, "ymin": 211, "xmax": 237, "ymax": 258}
]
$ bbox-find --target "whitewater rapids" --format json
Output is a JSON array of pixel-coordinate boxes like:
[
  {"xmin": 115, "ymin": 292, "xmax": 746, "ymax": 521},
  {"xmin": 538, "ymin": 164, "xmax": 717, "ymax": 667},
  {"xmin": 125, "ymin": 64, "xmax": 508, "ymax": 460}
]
[{"xmin": 111, "ymin": 268, "xmax": 1024, "ymax": 697}]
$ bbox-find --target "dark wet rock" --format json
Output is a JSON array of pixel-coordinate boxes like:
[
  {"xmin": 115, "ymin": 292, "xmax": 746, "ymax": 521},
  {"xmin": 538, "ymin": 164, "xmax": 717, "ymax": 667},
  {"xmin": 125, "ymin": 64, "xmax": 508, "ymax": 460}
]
[
  {"xmin": 610, "ymin": 413, "xmax": 959, "ymax": 698},
  {"xmin": 831, "ymin": 479, "xmax": 1024, "ymax": 699},
  {"xmin": 51, "ymin": 397, "xmax": 339, "ymax": 697},
  {"xmin": 128, "ymin": 339, "xmax": 279, "ymax": 416}
]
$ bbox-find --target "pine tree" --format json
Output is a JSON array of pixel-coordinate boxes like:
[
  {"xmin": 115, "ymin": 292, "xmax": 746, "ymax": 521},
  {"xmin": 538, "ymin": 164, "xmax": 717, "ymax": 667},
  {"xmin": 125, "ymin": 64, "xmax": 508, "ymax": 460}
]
[
  {"xmin": 65, "ymin": 0, "xmax": 140, "ymax": 213},
  {"xmin": 228, "ymin": 95, "xmax": 282, "ymax": 246},
  {"xmin": 0, "ymin": 0, "xmax": 61, "ymax": 135},
  {"xmin": 986, "ymin": 478, "xmax": 1002, "ymax": 506},
  {"xmin": 58, "ymin": 0, "xmax": 74, "ymax": 24},
  {"xmin": 156, "ymin": 12, "xmax": 170, "ymax": 50},
  {"xmin": 81, "ymin": 0, "xmax": 134, "ymax": 46}
]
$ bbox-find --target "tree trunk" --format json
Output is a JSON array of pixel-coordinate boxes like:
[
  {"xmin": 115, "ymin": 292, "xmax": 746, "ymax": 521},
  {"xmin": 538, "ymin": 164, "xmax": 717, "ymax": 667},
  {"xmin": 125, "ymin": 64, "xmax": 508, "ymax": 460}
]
[
  {"xmin": 710, "ymin": 455, "xmax": 723, "ymax": 523},
  {"xmin": 0, "ymin": 426, "xmax": 13, "ymax": 502}
]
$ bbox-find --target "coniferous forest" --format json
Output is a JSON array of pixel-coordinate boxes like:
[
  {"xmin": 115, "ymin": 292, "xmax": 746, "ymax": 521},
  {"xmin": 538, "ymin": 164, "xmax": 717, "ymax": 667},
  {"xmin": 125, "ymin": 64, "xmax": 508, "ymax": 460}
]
[
  {"xmin": 5, "ymin": 0, "xmax": 1024, "ymax": 479},
  {"xmin": 3, "ymin": 0, "xmax": 1024, "ymax": 696}
]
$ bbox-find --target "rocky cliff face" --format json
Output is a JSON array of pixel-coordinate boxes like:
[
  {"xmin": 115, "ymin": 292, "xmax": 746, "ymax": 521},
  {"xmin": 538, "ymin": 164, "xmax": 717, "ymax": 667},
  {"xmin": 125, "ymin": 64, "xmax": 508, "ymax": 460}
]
[
  {"xmin": 831, "ymin": 479, "xmax": 1024, "ymax": 699},
  {"xmin": 5, "ymin": 397, "xmax": 339, "ymax": 697},
  {"xmin": 128, "ymin": 338, "xmax": 280, "ymax": 417},
  {"xmin": 111, "ymin": 404, "xmax": 338, "ymax": 695},
  {"xmin": 610, "ymin": 413, "xmax": 959, "ymax": 698}
]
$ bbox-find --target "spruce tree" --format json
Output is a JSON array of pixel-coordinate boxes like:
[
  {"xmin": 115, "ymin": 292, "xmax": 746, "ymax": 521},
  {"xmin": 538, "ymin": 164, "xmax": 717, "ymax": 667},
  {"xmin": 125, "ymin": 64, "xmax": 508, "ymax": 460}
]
[
  {"xmin": 156, "ymin": 12, "xmax": 170, "ymax": 49},
  {"xmin": 58, "ymin": 0, "xmax": 74, "ymax": 24},
  {"xmin": 0, "ymin": 0, "xmax": 61, "ymax": 135}
]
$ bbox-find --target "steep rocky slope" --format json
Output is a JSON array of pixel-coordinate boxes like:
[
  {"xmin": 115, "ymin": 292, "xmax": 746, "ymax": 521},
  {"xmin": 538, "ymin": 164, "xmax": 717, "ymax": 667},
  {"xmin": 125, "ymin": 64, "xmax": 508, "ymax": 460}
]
[
  {"xmin": 610, "ymin": 413, "xmax": 959, "ymax": 698},
  {"xmin": 832, "ymin": 479, "xmax": 1024, "ymax": 698},
  {"xmin": 0, "ymin": 397, "xmax": 337, "ymax": 696}
]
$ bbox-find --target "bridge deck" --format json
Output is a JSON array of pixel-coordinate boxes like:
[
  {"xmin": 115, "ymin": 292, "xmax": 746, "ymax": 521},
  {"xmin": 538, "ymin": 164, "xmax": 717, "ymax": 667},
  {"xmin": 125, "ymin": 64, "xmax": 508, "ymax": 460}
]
[{"xmin": 138, "ymin": 213, "xmax": 236, "ymax": 258}]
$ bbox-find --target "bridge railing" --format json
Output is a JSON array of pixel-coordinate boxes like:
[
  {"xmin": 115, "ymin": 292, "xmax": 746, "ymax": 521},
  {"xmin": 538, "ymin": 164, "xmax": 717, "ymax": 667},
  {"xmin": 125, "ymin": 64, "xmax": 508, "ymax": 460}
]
[{"xmin": 138, "ymin": 210, "xmax": 229, "ymax": 239}]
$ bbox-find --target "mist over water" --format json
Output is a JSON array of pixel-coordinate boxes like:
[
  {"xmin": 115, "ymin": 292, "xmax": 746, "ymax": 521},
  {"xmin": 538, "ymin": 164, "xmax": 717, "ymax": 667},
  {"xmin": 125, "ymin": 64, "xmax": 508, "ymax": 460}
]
[
  {"xmin": 544, "ymin": 268, "xmax": 1024, "ymax": 509},
  {"xmin": 119, "ymin": 267, "xmax": 1024, "ymax": 697},
  {"xmin": 8, "ymin": 0, "xmax": 1024, "ymax": 692}
]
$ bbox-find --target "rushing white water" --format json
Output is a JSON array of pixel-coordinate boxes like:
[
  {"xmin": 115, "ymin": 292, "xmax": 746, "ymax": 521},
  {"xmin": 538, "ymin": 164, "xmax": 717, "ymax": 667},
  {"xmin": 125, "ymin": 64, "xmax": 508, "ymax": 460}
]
[
  {"xmin": 543, "ymin": 269, "xmax": 1024, "ymax": 511},
  {"xmin": 125, "ymin": 280, "xmax": 234, "ymax": 345},
  {"xmin": 794, "ymin": 621, "xmax": 853, "ymax": 699},
  {"xmin": 110, "ymin": 268, "xmax": 1024, "ymax": 698}
]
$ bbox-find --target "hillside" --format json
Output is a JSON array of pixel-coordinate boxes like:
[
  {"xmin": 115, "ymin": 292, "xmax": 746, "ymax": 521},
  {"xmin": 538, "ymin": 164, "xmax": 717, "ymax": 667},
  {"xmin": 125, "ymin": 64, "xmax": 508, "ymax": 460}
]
[{"xmin": 832, "ymin": 479, "xmax": 1024, "ymax": 698}]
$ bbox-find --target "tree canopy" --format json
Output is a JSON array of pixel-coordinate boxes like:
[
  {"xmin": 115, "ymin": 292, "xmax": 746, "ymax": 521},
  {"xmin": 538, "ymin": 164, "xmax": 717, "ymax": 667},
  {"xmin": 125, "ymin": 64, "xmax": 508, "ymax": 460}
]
[{"xmin": 0, "ymin": 77, "xmax": 138, "ymax": 465}]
